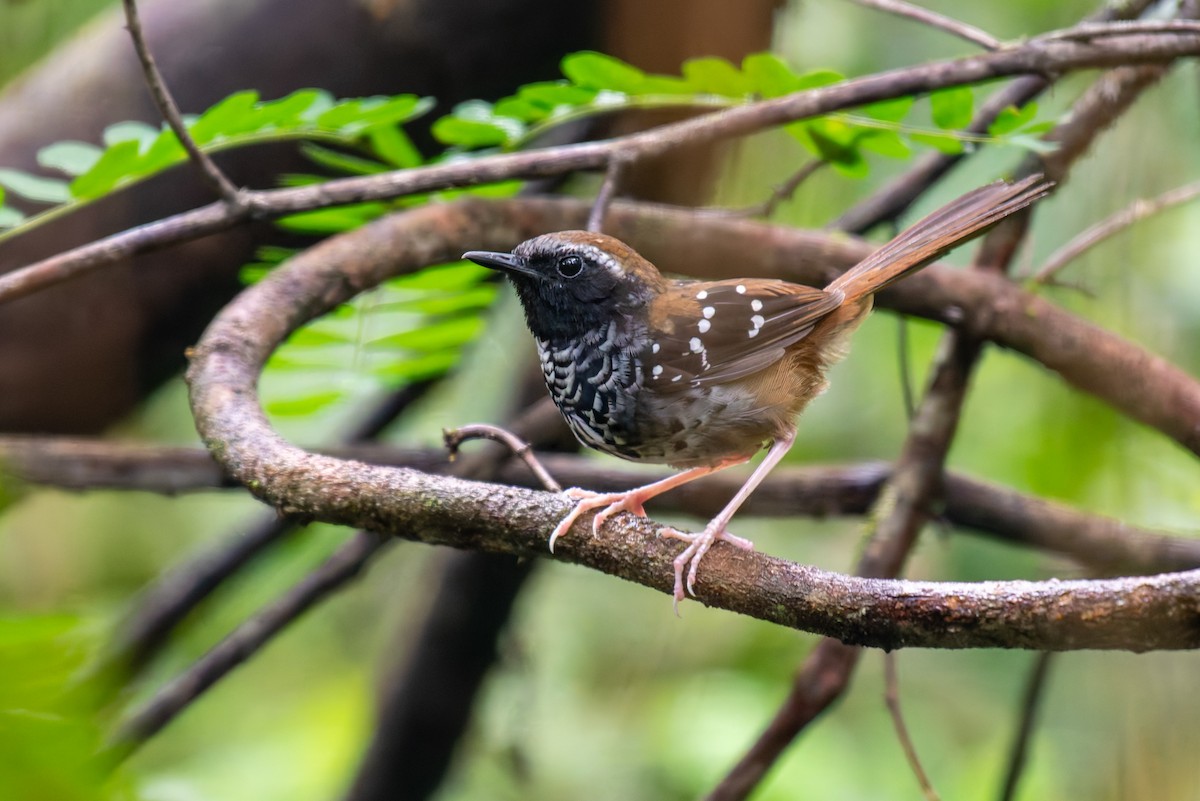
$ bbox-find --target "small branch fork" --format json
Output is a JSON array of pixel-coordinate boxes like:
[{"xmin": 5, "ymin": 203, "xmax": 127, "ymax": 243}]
[
  {"xmin": 849, "ymin": 0, "xmax": 1002, "ymax": 51},
  {"xmin": 120, "ymin": 0, "xmax": 244, "ymax": 209},
  {"xmin": 444, "ymin": 423, "xmax": 563, "ymax": 493}
]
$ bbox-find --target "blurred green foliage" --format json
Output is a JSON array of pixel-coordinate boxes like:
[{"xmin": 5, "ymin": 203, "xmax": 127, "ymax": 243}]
[{"xmin": 2, "ymin": 0, "xmax": 1200, "ymax": 800}]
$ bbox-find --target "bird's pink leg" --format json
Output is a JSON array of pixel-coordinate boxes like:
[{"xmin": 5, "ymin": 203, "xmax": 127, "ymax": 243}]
[
  {"xmin": 661, "ymin": 430, "xmax": 796, "ymax": 610},
  {"xmin": 548, "ymin": 457, "xmax": 749, "ymax": 552}
]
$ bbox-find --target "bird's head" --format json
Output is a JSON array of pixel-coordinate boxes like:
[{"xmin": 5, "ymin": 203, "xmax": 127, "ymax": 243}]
[{"xmin": 464, "ymin": 231, "xmax": 667, "ymax": 340}]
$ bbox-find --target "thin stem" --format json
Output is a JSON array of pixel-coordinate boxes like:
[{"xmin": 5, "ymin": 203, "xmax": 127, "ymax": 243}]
[
  {"xmin": 850, "ymin": 0, "xmax": 1002, "ymax": 50},
  {"xmin": 444, "ymin": 423, "xmax": 563, "ymax": 492},
  {"xmin": 587, "ymin": 153, "xmax": 631, "ymax": 233},
  {"xmin": 1032, "ymin": 179, "xmax": 1200, "ymax": 284},
  {"xmin": 120, "ymin": 0, "xmax": 243, "ymax": 207},
  {"xmin": 884, "ymin": 653, "xmax": 942, "ymax": 801},
  {"xmin": 1037, "ymin": 19, "xmax": 1200, "ymax": 41}
]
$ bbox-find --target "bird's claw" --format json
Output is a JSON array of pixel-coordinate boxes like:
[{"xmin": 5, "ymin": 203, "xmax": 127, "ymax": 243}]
[
  {"xmin": 548, "ymin": 488, "xmax": 649, "ymax": 552},
  {"xmin": 661, "ymin": 525, "xmax": 754, "ymax": 614}
]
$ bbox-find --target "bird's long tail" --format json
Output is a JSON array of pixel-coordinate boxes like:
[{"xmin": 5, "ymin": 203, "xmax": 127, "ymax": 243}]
[{"xmin": 826, "ymin": 175, "xmax": 1052, "ymax": 304}]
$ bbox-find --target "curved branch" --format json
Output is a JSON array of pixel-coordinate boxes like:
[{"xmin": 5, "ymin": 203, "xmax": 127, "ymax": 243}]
[
  {"xmin": 3, "ymin": 26, "xmax": 1200, "ymax": 304},
  {"xmin": 184, "ymin": 202, "xmax": 1200, "ymax": 652}
]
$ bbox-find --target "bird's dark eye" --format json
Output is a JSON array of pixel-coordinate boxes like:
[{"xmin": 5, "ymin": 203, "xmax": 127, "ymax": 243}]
[{"xmin": 556, "ymin": 255, "xmax": 585, "ymax": 278}]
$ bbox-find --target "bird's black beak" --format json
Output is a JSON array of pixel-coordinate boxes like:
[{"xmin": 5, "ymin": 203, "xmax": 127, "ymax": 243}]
[{"xmin": 462, "ymin": 250, "xmax": 542, "ymax": 280}]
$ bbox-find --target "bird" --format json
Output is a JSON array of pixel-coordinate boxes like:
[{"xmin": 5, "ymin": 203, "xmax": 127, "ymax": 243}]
[{"xmin": 464, "ymin": 175, "xmax": 1050, "ymax": 608}]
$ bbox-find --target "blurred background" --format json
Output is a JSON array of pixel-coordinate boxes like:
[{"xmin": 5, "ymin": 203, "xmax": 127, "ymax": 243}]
[{"xmin": 1, "ymin": 0, "xmax": 1199, "ymax": 799}]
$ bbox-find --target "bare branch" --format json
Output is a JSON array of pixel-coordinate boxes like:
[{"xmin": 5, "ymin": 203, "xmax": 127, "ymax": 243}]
[
  {"xmin": 1033, "ymin": 179, "xmax": 1200, "ymax": 283},
  {"xmin": 2, "ymin": 26, "xmax": 1199, "ymax": 305},
  {"xmin": 120, "ymin": 0, "xmax": 242, "ymax": 207},
  {"xmin": 1037, "ymin": 19, "xmax": 1200, "ymax": 41},
  {"xmin": 850, "ymin": 0, "xmax": 1001, "ymax": 50},
  {"xmin": 736, "ymin": 160, "xmax": 825, "ymax": 220},
  {"xmin": 884, "ymin": 653, "xmax": 942, "ymax": 801}
]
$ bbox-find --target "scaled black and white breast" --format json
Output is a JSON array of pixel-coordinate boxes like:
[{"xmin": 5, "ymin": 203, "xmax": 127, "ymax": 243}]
[{"xmin": 536, "ymin": 319, "xmax": 645, "ymax": 460}]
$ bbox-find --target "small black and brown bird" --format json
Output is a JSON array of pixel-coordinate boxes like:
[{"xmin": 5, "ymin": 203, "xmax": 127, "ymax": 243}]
[{"xmin": 464, "ymin": 175, "xmax": 1049, "ymax": 606}]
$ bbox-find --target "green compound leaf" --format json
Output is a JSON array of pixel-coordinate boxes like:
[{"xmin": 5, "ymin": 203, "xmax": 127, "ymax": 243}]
[
  {"xmin": 741, "ymin": 53, "xmax": 802, "ymax": 98},
  {"xmin": 36, "ymin": 141, "xmax": 103, "ymax": 175},
  {"xmin": 560, "ymin": 51, "xmax": 646, "ymax": 92},
  {"xmin": 988, "ymin": 102, "xmax": 1039, "ymax": 136},
  {"xmin": 910, "ymin": 130, "xmax": 966, "ymax": 154},
  {"xmin": 0, "ymin": 169, "xmax": 71, "ymax": 203},
  {"xmin": 930, "ymin": 86, "xmax": 974, "ymax": 130},
  {"xmin": 681, "ymin": 56, "xmax": 751, "ymax": 96},
  {"xmin": 0, "ymin": 205, "xmax": 24, "ymax": 229},
  {"xmin": 102, "ymin": 120, "xmax": 159, "ymax": 147},
  {"xmin": 0, "ymin": 88, "xmax": 433, "ymax": 243},
  {"xmin": 265, "ymin": 391, "xmax": 347, "ymax": 416},
  {"xmin": 367, "ymin": 314, "xmax": 485, "ymax": 353},
  {"xmin": 861, "ymin": 95, "xmax": 914, "ymax": 122},
  {"xmin": 857, "ymin": 129, "xmax": 911, "ymax": 159},
  {"xmin": 431, "ymin": 116, "xmax": 512, "ymax": 148}
]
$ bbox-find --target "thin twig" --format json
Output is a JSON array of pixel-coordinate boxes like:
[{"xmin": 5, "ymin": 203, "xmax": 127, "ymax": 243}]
[
  {"xmin": 587, "ymin": 153, "xmax": 631, "ymax": 233},
  {"xmin": 850, "ymin": 0, "xmax": 1002, "ymax": 50},
  {"xmin": 896, "ymin": 317, "xmax": 916, "ymax": 420},
  {"xmin": 120, "ymin": 0, "xmax": 243, "ymax": 207},
  {"xmin": 883, "ymin": 653, "xmax": 942, "ymax": 801},
  {"xmin": 1037, "ymin": 19, "xmax": 1200, "ymax": 41},
  {"xmin": 742, "ymin": 160, "xmax": 826, "ymax": 219},
  {"xmin": 105, "ymin": 530, "xmax": 387, "ymax": 763},
  {"xmin": 444, "ymin": 423, "xmax": 562, "ymax": 492},
  {"xmin": 997, "ymin": 652, "xmax": 1055, "ymax": 801},
  {"xmin": 1032, "ymin": 179, "xmax": 1200, "ymax": 283}
]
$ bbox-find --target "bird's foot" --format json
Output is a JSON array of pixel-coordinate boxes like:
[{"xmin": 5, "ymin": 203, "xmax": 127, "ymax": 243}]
[
  {"xmin": 660, "ymin": 524, "xmax": 754, "ymax": 614},
  {"xmin": 548, "ymin": 488, "xmax": 649, "ymax": 552}
]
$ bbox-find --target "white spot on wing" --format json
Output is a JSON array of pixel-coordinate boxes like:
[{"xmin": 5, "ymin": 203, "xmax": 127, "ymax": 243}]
[
  {"xmin": 702, "ymin": 306, "xmax": 715, "ymax": 319},
  {"xmin": 748, "ymin": 313, "xmax": 765, "ymax": 338},
  {"xmin": 696, "ymin": 289, "xmax": 708, "ymax": 300},
  {"xmin": 698, "ymin": 319, "xmax": 711, "ymax": 333},
  {"xmin": 652, "ymin": 364, "xmax": 663, "ymax": 376},
  {"xmin": 736, "ymin": 284, "xmax": 746, "ymax": 294},
  {"xmin": 672, "ymin": 374, "xmax": 682, "ymax": 382},
  {"xmin": 750, "ymin": 299, "xmax": 763, "ymax": 312},
  {"xmin": 651, "ymin": 342, "xmax": 660, "ymax": 354},
  {"xmin": 689, "ymin": 337, "xmax": 703, "ymax": 353}
]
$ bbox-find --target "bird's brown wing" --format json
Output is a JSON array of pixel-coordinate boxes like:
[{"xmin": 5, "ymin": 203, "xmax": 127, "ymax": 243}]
[{"xmin": 643, "ymin": 279, "xmax": 843, "ymax": 392}]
